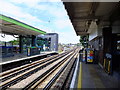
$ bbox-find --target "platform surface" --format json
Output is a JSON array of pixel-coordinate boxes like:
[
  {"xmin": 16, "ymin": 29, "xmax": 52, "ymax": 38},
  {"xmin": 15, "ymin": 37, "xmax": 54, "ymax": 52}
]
[{"xmin": 77, "ymin": 62, "xmax": 120, "ymax": 89}]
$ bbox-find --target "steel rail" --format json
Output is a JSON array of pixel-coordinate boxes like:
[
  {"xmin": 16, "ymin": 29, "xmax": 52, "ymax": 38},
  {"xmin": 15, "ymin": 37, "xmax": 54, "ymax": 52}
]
[
  {"xmin": 22, "ymin": 51, "xmax": 75, "ymax": 90},
  {"xmin": 43, "ymin": 51, "xmax": 78, "ymax": 89},
  {"xmin": 1, "ymin": 52, "xmax": 68, "ymax": 82},
  {"xmin": 0, "ymin": 50, "xmax": 74, "ymax": 89}
]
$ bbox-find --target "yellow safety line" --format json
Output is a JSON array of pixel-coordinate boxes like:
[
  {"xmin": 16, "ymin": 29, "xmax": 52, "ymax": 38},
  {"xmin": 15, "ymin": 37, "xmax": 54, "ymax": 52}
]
[
  {"xmin": 104, "ymin": 59, "xmax": 106, "ymax": 68},
  {"xmin": 108, "ymin": 61, "xmax": 111, "ymax": 73},
  {"xmin": 77, "ymin": 62, "xmax": 82, "ymax": 89}
]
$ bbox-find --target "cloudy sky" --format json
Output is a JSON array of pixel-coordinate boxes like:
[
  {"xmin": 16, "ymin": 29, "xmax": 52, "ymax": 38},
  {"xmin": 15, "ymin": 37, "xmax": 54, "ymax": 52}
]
[{"xmin": 0, "ymin": 0, "xmax": 80, "ymax": 44}]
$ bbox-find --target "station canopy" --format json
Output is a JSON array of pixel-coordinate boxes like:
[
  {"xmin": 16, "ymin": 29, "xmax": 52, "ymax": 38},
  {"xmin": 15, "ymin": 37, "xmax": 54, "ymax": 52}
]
[
  {"xmin": 0, "ymin": 14, "xmax": 46, "ymax": 36},
  {"xmin": 63, "ymin": 2, "xmax": 118, "ymax": 35}
]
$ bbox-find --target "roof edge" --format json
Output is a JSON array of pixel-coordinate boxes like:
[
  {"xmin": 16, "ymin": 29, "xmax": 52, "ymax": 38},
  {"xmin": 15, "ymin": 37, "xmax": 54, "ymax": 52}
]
[{"xmin": 0, "ymin": 14, "xmax": 46, "ymax": 35}]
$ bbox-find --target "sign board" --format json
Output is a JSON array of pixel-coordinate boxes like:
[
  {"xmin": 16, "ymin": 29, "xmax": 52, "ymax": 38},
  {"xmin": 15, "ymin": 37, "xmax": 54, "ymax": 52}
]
[{"xmin": 86, "ymin": 49, "xmax": 94, "ymax": 63}]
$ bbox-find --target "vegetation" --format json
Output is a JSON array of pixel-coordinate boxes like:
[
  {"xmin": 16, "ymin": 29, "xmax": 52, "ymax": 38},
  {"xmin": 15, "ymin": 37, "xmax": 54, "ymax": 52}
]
[
  {"xmin": 9, "ymin": 39, "xmax": 19, "ymax": 45},
  {"xmin": 79, "ymin": 35, "xmax": 89, "ymax": 47}
]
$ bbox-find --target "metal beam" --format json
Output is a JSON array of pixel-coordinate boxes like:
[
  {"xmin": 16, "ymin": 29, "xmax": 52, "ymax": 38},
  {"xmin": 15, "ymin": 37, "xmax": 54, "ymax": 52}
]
[
  {"xmin": 72, "ymin": 16, "xmax": 100, "ymax": 21},
  {"xmin": 76, "ymin": 29, "xmax": 88, "ymax": 32},
  {"xmin": 89, "ymin": 2, "xmax": 99, "ymax": 15},
  {"xmin": 76, "ymin": 32, "xmax": 88, "ymax": 36},
  {"xmin": 3, "ymin": 24, "xmax": 16, "ymax": 26},
  {"xmin": 74, "ymin": 26, "xmax": 88, "ymax": 29}
]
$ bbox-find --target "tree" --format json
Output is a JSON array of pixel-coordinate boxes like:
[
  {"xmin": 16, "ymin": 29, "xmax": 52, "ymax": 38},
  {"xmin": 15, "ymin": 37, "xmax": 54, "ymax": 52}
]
[
  {"xmin": 9, "ymin": 39, "xmax": 19, "ymax": 45},
  {"xmin": 79, "ymin": 35, "xmax": 89, "ymax": 47}
]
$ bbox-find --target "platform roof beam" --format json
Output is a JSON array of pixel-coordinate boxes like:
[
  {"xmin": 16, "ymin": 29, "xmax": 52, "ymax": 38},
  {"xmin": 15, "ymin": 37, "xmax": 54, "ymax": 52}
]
[{"xmin": 63, "ymin": 2, "xmax": 118, "ymax": 36}]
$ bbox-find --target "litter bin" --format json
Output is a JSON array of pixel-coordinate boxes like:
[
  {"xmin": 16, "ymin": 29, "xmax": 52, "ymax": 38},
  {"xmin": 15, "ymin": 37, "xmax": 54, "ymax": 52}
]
[{"xmin": 103, "ymin": 53, "xmax": 112, "ymax": 74}]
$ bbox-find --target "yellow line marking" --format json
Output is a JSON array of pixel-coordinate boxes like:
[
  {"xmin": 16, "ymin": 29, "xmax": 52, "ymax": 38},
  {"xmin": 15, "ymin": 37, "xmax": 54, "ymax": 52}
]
[
  {"xmin": 108, "ymin": 61, "xmax": 110, "ymax": 72},
  {"xmin": 77, "ymin": 62, "xmax": 82, "ymax": 89},
  {"xmin": 104, "ymin": 59, "xmax": 106, "ymax": 68}
]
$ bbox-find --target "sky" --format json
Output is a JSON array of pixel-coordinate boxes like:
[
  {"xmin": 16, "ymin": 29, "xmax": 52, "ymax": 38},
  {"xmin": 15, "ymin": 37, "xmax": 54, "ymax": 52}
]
[{"xmin": 0, "ymin": 0, "xmax": 80, "ymax": 44}]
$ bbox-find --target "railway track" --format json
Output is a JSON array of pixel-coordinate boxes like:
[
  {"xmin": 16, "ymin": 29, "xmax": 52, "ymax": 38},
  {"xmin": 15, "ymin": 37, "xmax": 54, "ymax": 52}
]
[
  {"xmin": 0, "ymin": 51, "xmax": 70, "ymax": 82},
  {"xmin": 38, "ymin": 51, "xmax": 78, "ymax": 90},
  {"xmin": 0, "ymin": 48, "xmax": 80, "ymax": 89}
]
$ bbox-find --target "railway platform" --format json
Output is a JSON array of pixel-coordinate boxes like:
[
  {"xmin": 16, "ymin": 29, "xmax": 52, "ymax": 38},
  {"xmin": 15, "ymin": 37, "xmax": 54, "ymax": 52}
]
[
  {"xmin": 77, "ymin": 62, "xmax": 120, "ymax": 89},
  {"xmin": 1, "ymin": 51, "xmax": 57, "ymax": 65},
  {"xmin": 0, "ymin": 49, "xmax": 79, "ymax": 89},
  {"xmin": 0, "ymin": 51, "xmax": 58, "ymax": 72},
  {"xmin": 0, "ymin": 49, "xmax": 119, "ymax": 89},
  {"xmin": 63, "ymin": 2, "xmax": 120, "ymax": 89}
]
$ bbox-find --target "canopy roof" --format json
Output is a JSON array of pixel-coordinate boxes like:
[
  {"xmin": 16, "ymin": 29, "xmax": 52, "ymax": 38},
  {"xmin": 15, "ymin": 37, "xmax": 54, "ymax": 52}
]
[
  {"xmin": 63, "ymin": 2, "xmax": 118, "ymax": 36},
  {"xmin": 0, "ymin": 14, "xmax": 46, "ymax": 35}
]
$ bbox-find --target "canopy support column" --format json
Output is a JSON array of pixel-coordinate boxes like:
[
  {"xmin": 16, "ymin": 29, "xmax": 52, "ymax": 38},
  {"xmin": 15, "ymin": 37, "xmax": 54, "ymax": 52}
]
[
  {"xmin": 32, "ymin": 35, "xmax": 36, "ymax": 46},
  {"xmin": 19, "ymin": 35, "xmax": 23, "ymax": 53}
]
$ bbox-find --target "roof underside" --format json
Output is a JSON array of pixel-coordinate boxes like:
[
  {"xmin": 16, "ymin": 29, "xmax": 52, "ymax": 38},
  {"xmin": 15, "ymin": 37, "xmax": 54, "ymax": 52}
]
[
  {"xmin": 63, "ymin": 2, "xmax": 118, "ymax": 36},
  {"xmin": 0, "ymin": 14, "xmax": 46, "ymax": 36}
]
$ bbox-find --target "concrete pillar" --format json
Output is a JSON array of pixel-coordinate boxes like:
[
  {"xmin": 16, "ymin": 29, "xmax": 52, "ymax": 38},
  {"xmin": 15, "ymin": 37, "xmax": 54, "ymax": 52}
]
[
  {"xmin": 32, "ymin": 35, "xmax": 36, "ymax": 46},
  {"xmin": 103, "ymin": 27, "xmax": 112, "ymax": 56},
  {"xmin": 102, "ymin": 27, "xmax": 112, "ymax": 74}
]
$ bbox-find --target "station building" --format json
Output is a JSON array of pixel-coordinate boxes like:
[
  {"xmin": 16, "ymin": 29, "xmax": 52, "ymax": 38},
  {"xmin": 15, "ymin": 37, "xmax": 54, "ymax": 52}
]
[
  {"xmin": 0, "ymin": 14, "xmax": 58, "ymax": 59},
  {"xmin": 37, "ymin": 33, "xmax": 58, "ymax": 51},
  {"xmin": 63, "ymin": 2, "xmax": 120, "ymax": 75}
]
